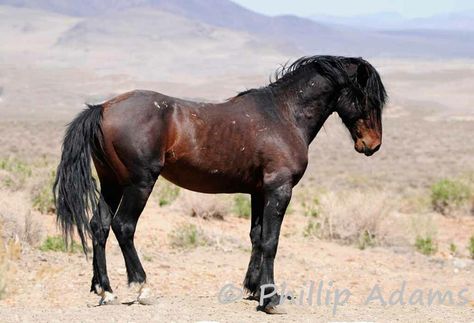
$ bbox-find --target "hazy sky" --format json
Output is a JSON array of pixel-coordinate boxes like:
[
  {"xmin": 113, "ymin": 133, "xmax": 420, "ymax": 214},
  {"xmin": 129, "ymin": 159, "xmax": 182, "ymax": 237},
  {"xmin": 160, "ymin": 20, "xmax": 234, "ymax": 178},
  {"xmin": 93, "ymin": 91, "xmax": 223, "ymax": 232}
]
[{"xmin": 232, "ymin": 0, "xmax": 474, "ymax": 18}]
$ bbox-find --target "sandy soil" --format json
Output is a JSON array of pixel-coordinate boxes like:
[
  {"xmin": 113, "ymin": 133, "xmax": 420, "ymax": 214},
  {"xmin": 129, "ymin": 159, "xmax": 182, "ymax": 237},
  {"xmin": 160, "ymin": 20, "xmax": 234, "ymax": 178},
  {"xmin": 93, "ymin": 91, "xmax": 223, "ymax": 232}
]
[{"xmin": 1, "ymin": 202, "xmax": 474, "ymax": 322}]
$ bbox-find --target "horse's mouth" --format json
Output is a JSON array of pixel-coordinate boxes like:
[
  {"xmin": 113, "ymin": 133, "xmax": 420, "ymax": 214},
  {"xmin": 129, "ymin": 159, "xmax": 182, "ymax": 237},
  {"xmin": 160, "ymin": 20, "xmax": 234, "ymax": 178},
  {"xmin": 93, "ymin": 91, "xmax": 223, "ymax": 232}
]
[{"xmin": 355, "ymin": 143, "xmax": 380, "ymax": 156}]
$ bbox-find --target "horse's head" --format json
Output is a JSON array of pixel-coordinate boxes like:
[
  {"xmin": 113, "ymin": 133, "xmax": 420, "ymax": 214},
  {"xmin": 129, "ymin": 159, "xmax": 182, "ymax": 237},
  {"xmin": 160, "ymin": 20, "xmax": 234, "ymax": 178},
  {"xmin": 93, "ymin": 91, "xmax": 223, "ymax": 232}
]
[{"xmin": 336, "ymin": 60, "xmax": 387, "ymax": 156}]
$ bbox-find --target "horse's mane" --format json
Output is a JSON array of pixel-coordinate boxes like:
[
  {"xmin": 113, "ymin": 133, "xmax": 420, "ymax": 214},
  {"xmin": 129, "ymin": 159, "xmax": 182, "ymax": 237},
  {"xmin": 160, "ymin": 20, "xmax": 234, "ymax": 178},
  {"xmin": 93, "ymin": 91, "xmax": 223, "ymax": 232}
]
[{"xmin": 237, "ymin": 55, "xmax": 387, "ymax": 109}]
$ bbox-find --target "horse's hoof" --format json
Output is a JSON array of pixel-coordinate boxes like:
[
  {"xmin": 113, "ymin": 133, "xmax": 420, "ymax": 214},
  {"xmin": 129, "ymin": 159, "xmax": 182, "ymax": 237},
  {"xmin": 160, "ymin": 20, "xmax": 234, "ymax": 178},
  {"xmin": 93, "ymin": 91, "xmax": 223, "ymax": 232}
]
[
  {"xmin": 137, "ymin": 287, "xmax": 155, "ymax": 305},
  {"xmin": 245, "ymin": 293, "xmax": 260, "ymax": 301},
  {"xmin": 131, "ymin": 282, "xmax": 155, "ymax": 305},
  {"xmin": 263, "ymin": 305, "xmax": 287, "ymax": 315},
  {"xmin": 99, "ymin": 291, "xmax": 120, "ymax": 306}
]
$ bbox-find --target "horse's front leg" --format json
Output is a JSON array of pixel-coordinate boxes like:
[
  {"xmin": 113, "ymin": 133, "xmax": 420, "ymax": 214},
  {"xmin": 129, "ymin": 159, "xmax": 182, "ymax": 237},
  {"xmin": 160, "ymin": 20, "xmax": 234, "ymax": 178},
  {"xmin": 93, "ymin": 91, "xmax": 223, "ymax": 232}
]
[
  {"xmin": 243, "ymin": 193, "xmax": 264, "ymax": 297},
  {"xmin": 258, "ymin": 180, "xmax": 292, "ymax": 313}
]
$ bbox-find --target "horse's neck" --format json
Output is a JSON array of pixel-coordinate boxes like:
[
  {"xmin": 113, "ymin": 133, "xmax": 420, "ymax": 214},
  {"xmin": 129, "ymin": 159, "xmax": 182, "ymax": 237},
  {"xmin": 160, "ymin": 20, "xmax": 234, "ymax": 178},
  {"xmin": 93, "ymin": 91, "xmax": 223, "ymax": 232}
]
[{"xmin": 274, "ymin": 83, "xmax": 336, "ymax": 145}]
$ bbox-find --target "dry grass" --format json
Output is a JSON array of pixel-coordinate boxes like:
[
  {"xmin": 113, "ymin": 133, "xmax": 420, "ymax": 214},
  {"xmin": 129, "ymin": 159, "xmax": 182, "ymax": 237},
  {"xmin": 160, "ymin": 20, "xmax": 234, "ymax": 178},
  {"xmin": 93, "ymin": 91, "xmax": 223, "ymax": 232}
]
[
  {"xmin": 303, "ymin": 190, "xmax": 406, "ymax": 248},
  {"xmin": 151, "ymin": 178, "xmax": 181, "ymax": 207},
  {"xmin": 31, "ymin": 169, "xmax": 56, "ymax": 214},
  {"xmin": 0, "ymin": 190, "xmax": 44, "ymax": 247},
  {"xmin": 0, "ymin": 222, "xmax": 22, "ymax": 300},
  {"xmin": 409, "ymin": 213, "xmax": 437, "ymax": 241},
  {"xmin": 168, "ymin": 223, "xmax": 210, "ymax": 249},
  {"xmin": 174, "ymin": 190, "xmax": 231, "ymax": 220}
]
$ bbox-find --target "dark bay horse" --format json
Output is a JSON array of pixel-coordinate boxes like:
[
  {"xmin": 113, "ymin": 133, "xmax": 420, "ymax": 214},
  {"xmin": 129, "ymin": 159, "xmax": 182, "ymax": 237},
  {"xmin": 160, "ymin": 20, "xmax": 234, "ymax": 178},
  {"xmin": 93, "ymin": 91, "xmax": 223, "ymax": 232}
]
[{"xmin": 54, "ymin": 55, "xmax": 386, "ymax": 313}]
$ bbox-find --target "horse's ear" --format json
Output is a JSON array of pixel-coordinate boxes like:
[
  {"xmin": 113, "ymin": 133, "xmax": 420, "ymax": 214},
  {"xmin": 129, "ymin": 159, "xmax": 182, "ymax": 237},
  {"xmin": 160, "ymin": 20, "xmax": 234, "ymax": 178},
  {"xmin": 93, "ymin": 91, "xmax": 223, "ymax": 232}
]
[{"xmin": 356, "ymin": 63, "xmax": 370, "ymax": 88}]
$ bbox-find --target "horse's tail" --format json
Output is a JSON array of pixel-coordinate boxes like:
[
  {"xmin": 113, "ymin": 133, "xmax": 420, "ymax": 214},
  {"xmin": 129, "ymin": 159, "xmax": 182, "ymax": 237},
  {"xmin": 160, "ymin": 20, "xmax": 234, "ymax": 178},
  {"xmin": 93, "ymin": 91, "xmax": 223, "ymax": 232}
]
[{"xmin": 53, "ymin": 104, "xmax": 105, "ymax": 254}]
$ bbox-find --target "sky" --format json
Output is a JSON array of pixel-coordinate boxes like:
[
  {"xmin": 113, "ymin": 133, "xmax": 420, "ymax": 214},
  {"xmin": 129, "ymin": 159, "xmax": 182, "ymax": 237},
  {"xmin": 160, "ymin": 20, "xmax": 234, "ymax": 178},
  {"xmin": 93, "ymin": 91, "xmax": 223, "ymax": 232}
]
[{"xmin": 232, "ymin": 0, "xmax": 474, "ymax": 18}]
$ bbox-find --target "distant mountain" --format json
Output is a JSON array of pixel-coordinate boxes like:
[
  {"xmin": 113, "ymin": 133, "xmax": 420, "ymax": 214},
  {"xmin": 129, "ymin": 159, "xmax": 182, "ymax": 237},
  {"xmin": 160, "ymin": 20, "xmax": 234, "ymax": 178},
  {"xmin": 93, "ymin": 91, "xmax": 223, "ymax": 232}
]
[
  {"xmin": 310, "ymin": 11, "xmax": 474, "ymax": 31},
  {"xmin": 1, "ymin": 0, "xmax": 473, "ymax": 58},
  {"xmin": 310, "ymin": 12, "xmax": 408, "ymax": 30},
  {"xmin": 409, "ymin": 11, "xmax": 474, "ymax": 31}
]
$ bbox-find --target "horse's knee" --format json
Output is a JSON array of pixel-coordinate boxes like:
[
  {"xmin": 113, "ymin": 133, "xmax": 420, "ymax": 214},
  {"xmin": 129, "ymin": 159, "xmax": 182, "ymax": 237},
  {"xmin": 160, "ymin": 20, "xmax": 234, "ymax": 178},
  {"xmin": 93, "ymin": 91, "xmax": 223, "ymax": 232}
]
[
  {"xmin": 249, "ymin": 224, "xmax": 262, "ymax": 245},
  {"xmin": 90, "ymin": 215, "xmax": 110, "ymax": 243},
  {"xmin": 111, "ymin": 218, "xmax": 135, "ymax": 242}
]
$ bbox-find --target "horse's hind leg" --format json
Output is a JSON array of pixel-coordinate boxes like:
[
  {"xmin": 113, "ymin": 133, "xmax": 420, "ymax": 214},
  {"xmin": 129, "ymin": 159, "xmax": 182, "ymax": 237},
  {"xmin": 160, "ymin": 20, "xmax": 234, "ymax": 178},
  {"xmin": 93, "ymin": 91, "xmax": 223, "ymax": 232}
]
[
  {"xmin": 90, "ymin": 167, "xmax": 123, "ymax": 305},
  {"xmin": 111, "ymin": 168, "xmax": 160, "ymax": 305},
  {"xmin": 243, "ymin": 193, "xmax": 264, "ymax": 297}
]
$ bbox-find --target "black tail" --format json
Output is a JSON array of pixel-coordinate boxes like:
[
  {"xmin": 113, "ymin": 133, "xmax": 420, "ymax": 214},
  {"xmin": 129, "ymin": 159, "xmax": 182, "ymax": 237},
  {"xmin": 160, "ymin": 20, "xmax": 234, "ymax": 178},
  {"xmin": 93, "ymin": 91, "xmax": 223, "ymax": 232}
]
[{"xmin": 53, "ymin": 104, "xmax": 105, "ymax": 254}]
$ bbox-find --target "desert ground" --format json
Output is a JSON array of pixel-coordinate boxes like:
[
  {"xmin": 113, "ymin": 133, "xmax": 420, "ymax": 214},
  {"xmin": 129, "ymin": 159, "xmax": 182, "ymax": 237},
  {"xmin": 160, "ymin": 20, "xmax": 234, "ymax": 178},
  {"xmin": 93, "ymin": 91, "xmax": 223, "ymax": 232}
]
[{"xmin": 0, "ymin": 4, "xmax": 474, "ymax": 323}]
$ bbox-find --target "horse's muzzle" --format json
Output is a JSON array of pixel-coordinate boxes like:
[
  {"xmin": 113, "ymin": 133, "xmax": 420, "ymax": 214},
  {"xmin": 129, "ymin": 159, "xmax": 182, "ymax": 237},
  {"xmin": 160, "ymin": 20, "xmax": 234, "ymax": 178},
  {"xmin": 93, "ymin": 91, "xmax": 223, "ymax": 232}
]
[{"xmin": 355, "ymin": 138, "xmax": 381, "ymax": 156}]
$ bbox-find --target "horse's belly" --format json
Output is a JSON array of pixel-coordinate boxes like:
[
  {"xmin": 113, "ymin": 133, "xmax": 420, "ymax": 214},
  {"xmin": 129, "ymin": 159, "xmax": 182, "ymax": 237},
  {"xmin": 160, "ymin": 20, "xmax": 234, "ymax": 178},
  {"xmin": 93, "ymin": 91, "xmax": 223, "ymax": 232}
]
[{"xmin": 160, "ymin": 159, "xmax": 259, "ymax": 194}]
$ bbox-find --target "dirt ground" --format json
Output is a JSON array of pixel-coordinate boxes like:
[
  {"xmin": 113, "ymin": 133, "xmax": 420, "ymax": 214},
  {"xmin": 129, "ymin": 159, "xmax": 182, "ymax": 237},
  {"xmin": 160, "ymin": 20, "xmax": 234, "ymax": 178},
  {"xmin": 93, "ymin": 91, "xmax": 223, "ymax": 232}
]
[{"xmin": 1, "ymin": 206, "xmax": 474, "ymax": 322}]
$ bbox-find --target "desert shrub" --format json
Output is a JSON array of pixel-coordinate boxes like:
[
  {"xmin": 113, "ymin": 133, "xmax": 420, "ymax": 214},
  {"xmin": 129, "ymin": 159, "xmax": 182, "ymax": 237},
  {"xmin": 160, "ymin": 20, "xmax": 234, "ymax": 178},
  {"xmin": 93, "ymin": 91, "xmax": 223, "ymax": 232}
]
[
  {"xmin": 19, "ymin": 211, "xmax": 42, "ymax": 246},
  {"xmin": 0, "ymin": 158, "xmax": 32, "ymax": 177},
  {"xmin": 233, "ymin": 194, "xmax": 251, "ymax": 219},
  {"xmin": 409, "ymin": 212, "xmax": 438, "ymax": 252},
  {"xmin": 0, "ymin": 222, "xmax": 23, "ymax": 300},
  {"xmin": 311, "ymin": 190, "xmax": 396, "ymax": 247},
  {"xmin": 399, "ymin": 192, "xmax": 431, "ymax": 213},
  {"xmin": 0, "ymin": 236, "xmax": 7, "ymax": 300},
  {"xmin": 175, "ymin": 191, "xmax": 231, "ymax": 220},
  {"xmin": 0, "ymin": 192, "xmax": 43, "ymax": 246},
  {"xmin": 31, "ymin": 170, "xmax": 56, "ymax": 214},
  {"xmin": 431, "ymin": 179, "xmax": 471, "ymax": 215},
  {"xmin": 153, "ymin": 179, "xmax": 180, "ymax": 207},
  {"xmin": 302, "ymin": 196, "xmax": 320, "ymax": 218},
  {"xmin": 469, "ymin": 236, "xmax": 474, "ymax": 259},
  {"xmin": 415, "ymin": 236, "xmax": 437, "ymax": 256},
  {"xmin": 0, "ymin": 269, "xmax": 6, "ymax": 300},
  {"xmin": 303, "ymin": 220, "xmax": 321, "ymax": 238},
  {"xmin": 449, "ymin": 242, "xmax": 458, "ymax": 256},
  {"xmin": 0, "ymin": 158, "xmax": 32, "ymax": 190},
  {"xmin": 357, "ymin": 230, "xmax": 377, "ymax": 250},
  {"xmin": 39, "ymin": 236, "xmax": 81, "ymax": 253},
  {"xmin": 168, "ymin": 224, "xmax": 209, "ymax": 249}
]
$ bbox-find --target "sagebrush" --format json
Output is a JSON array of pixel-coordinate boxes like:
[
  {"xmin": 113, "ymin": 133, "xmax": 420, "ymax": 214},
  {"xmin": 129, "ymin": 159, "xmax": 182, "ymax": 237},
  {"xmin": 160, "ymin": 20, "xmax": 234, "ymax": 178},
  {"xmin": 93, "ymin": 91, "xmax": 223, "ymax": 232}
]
[
  {"xmin": 168, "ymin": 223, "xmax": 209, "ymax": 249},
  {"xmin": 431, "ymin": 179, "xmax": 471, "ymax": 215}
]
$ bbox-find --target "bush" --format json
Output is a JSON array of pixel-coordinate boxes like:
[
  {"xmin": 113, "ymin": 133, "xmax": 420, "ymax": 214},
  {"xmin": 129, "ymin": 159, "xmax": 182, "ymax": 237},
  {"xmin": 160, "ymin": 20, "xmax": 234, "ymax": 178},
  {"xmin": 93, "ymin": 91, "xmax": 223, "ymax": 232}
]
[
  {"xmin": 153, "ymin": 179, "xmax": 180, "ymax": 207},
  {"xmin": 0, "ymin": 221, "xmax": 23, "ymax": 300},
  {"xmin": 311, "ymin": 190, "xmax": 396, "ymax": 247},
  {"xmin": 303, "ymin": 220, "xmax": 321, "ymax": 238},
  {"xmin": 168, "ymin": 224, "xmax": 209, "ymax": 249},
  {"xmin": 469, "ymin": 236, "xmax": 474, "ymax": 259},
  {"xmin": 302, "ymin": 196, "xmax": 320, "ymax": 218},
  {"xmin": 449, "ymin": 242, "xmax": 458, "ymax": 256},
  {"xmin": 0, "ymin": 262, "xmax": 6, "ymax": 300},
  {"xmin": 431, "ymin": 179, "xmax": 471, "ymax": 215},
  {"xmin": 0, "ymin": 192, "xmax": 43, "ymax": 247},
  {"xmin": 415, "ymin": 236, "xmax": 437, "ymax": 256},
  {"xmin": 39, "ymin": 236, "xmax": 81, "ymax": 253},
  {"xmin": 175, "ymin": 191, "xmax": 230, "ymax": 220},
  {"xmin": 0, "ymin": 158, "xmax": 32, "ymax": 190},
  {"xmin": 32, "ymin": 170, "xmax": 56, "ymax": 214},
  {"xmin": 0, "ymin": 227, "xmax": 8, "ymax": 300},
  {"xmin": 357, "ymin": 230, "xmax": 376, "ymax": 250},
  {"xmin": 233, "ymin": 194, "xmax": 251, "ymax": 219},
  {"xmin": 0, "ymin": 158, "xmax": 32, "ymax": 177}
]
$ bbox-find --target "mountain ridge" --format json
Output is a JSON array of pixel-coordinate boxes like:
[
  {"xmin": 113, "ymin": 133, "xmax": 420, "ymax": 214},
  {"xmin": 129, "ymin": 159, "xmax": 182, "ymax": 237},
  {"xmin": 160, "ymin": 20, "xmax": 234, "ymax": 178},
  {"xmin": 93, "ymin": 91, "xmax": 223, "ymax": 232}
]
[{"xmin": 0, "ymin": 0, "xmax": 472, "ymax": 58}]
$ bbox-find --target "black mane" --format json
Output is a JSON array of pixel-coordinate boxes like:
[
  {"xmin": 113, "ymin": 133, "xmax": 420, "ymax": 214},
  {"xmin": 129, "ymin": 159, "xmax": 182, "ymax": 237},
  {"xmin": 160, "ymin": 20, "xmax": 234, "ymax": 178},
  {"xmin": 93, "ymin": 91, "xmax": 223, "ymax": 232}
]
[{"xmin": 237, "ymin": 55, "xmax": 387, "ymax": 109}]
